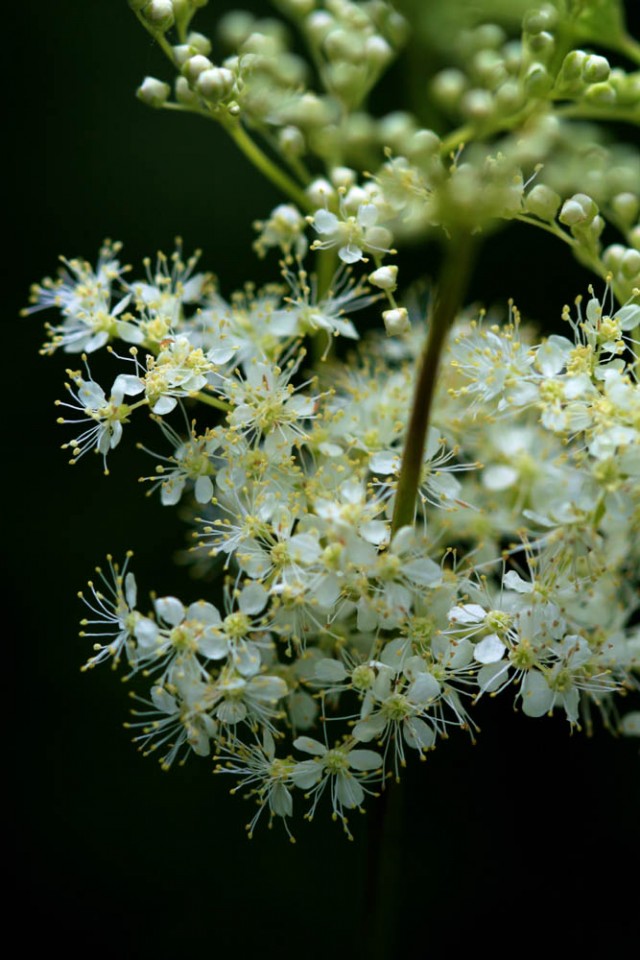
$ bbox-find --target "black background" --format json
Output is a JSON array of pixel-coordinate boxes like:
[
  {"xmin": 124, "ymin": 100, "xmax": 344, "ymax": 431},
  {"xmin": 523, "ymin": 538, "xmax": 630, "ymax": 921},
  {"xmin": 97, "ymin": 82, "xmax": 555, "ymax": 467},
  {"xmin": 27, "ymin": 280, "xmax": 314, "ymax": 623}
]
[{"xmin": 9, "ymin": 2, "xmax": 639, "ymax": 955}]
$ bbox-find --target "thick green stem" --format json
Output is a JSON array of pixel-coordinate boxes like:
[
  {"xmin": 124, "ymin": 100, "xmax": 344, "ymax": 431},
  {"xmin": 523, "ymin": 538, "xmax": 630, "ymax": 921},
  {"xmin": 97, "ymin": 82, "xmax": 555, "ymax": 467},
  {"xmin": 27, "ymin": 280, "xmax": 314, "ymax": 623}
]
[{"xmin": 391, "ymin": 235, "xmax": 475, "ymax": 535}]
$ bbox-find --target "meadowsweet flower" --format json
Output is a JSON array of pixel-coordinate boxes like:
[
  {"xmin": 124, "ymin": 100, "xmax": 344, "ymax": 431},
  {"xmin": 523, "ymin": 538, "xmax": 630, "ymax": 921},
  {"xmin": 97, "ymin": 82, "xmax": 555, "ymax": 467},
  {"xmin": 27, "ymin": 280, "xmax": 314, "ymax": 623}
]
[
  {"xmin": 24, "ymin": 241, "xmax": 139, "ymax": 355},
  {"xmin": 310, "ymin": 198, "xmax": 393, "ymax": 264},
  {"xmin": 56, "ymin": 364, "xmax": 145, "ymax": 471},
  {"xmin": 291, "ymin": 736, "xmax": 382, "ymax": 831}
]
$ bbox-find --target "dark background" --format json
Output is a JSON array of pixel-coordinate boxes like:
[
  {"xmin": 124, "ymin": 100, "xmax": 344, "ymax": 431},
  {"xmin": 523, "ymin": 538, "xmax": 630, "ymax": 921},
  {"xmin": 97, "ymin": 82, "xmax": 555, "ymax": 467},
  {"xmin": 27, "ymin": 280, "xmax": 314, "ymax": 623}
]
[{"xmin": 9, "ymin": 2, "xmax": 639, "ymax": 955}]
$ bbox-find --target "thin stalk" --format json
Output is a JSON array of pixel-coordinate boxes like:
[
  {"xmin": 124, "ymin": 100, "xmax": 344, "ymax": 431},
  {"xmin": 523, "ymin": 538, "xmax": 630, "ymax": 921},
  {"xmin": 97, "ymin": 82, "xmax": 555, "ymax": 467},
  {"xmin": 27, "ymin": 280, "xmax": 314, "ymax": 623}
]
[
  {"xmin": 220, "ymin": 118, "xmax": 312, "ymax": 212},
  {"xmin": 391, "ymin": 235, "xmax": 475, "ymax": 535},
  {"xmin": 194, "ymin": 390, "xmax": 231, "ymax": 412}
]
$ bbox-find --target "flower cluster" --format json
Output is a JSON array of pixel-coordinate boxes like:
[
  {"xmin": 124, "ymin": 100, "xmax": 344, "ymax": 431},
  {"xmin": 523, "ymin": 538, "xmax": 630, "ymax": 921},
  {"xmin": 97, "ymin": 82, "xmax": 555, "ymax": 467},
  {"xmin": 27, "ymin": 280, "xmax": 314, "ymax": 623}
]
[{"xmin": 26, "ymin": 0, "xmax": 640, "ymax": 837}]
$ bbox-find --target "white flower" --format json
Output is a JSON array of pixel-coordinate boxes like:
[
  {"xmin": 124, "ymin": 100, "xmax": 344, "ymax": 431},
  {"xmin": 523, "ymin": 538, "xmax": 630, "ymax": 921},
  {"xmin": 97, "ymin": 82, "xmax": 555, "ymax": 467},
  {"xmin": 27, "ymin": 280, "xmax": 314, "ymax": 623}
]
[
  {"xmin": 291, "ymin": 737, "xmax": 382, "ymax": 832},
  {"xmin": 310, "ymin": 200, "xmax": 393, "ymax": 264},
  {"xmin": 57, "ymin": 365, "xmax": 145, "ymax": 472}
]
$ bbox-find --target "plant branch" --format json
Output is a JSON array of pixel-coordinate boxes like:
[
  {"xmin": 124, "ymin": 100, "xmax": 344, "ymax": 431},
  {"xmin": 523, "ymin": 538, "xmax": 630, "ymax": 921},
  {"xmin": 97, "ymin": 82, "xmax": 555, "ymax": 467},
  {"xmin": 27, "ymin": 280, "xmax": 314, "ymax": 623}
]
[{"xmin": 391, "ymin": 234, "xmax": 475, "ymax": 534}]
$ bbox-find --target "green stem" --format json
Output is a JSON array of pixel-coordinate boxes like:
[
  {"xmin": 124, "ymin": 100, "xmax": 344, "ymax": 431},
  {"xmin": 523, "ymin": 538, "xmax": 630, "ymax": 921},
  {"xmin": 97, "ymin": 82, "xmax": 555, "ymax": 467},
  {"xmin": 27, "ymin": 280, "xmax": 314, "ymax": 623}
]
[
  {"xmin": 391, "ymin": 234, "xmax": 475, "ymax": 535},
  {"xmin": 616, "ymin": 34, "xmax": 640, "ymax": 66},
  {"xmin": 220, "ymin": 118, "xmax": 312, "ymax": 211},
  {"xmin": 132, "ymin": 10, "xmax": 176, "ymax": 61},
  {"xmin": 194, "ymin": 390, "xmax": 231, "ymax": 412},
  {"xmin": 315, "ymin": 248, "xmax": 339, "ymax": 300}
]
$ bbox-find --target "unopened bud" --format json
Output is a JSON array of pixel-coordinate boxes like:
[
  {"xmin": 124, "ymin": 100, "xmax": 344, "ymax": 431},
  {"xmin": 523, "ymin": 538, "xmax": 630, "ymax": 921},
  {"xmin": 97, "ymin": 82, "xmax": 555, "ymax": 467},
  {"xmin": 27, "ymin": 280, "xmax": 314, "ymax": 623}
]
[
  {"xmin": 278, "ymin": 126, "xmax": 306, "ymax": 157},
  {"xmin": 307, "ymin": 178, "xmax": 336, "ymax": 207},
  {"xmin": 137, "ymin": 76, "xmax": 171, "ymax": 107},
  {"xmin": 584, "ymin": 82, "xmax": 616, "ymax": 104},
  {"xmin": 364, "ymin": 35, "xmax": 392, "ymax": 68},
  {"xmin": 559, "ymin": 193, "xmax": 598, "ymax": 226},
  {"xmin": 186, "ymin": 32, "xmax": 212, "ymax": 55},
  {"xmin": 369, "ymin": 266, "xmax": 398, "ymax": 291},
  {"xmin": 560, "ymin": 50, "xmax": 587, "ymax": 82},
  {"xmin": 524, "ymin": 184, "xmax": 561, "ymax": 221},
  {"xmin": 197, "ymin": 67, "xmax": 235, "ymax": 101},
  {"xmin": 583, "ymin": 54, "xmax": 610, "ymax": 84},
  {"xmin": 383, "ymin": 307, "xmax": 409, "ymax": 335},
  {"xmin": 612, "ymin": 193, "xmax": 639, "ymax": 225},
  {"xmin": 331, "ymin": 166, "xmax": 357, "ymax": 189},
  {"xmin": 143, "ymin": 0, "xmax": 174, "ymax": 32},
  {"xmin": 621, "ymin": 248, "xmax": 640, "ymax": 279},
  {"xmin": 183, "ymin": 54, "xmax": 213, "ymax": 83},
  {"xmin": 524, "ymin": 62, "xmax": 551, "ymax": 96},
  {"xmin": 523, "ymin": 5, "xmax": 558, "ymax": 35}
]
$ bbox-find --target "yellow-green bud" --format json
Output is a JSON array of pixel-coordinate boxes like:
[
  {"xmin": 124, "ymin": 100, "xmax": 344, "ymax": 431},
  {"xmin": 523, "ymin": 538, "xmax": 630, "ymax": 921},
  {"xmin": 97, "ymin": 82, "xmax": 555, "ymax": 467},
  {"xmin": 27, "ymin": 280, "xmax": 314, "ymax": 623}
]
[
  {"xmin": 583, "ymin": 54, "xmax": 610, "ymax": 84},
  {"xmin": 524, "ymin": 62, "xmax": 551, "ymax": 96},
  {"xmin": 523, "ymin": 5, "xmax": 558, "ymax": 34},
  {"xmin": 278, "ymin": 125, "xmax": 306, "ymax": 158},
  {"xmin": 612, "ymin": 193, "xmax": 639, "ymax": 225},
  {"xmin": 218, "ymin": 11, "xmax": 255, "ymax": 47},
  {"xmin": 524, "ymin": 184, "xmax": 561, "ymax": 221},
  {"xmin": 621, "ymin": 248, "xmax": 640, "ymax": 279},
  {"xmin": 186, "ymin": 32, "xmax": 212, "ymax": 55},
  {"xmin": 431, "ymin": 69, "xmax": 467, "ymax": 110},
  {"xmin": 584, "ymin": 82, "xmax": 616, "ymax": 104}
]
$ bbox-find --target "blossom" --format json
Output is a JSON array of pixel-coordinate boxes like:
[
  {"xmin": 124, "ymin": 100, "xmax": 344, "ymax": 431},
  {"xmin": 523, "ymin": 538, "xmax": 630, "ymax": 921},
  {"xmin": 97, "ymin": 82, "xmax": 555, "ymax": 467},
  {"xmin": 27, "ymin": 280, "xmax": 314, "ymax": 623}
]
[
  {"xmin": 310, "ymin": 199, "xmax": 393, "ymax": 264},
  {"xmin": 56, "ymin": 364, "xmax": 145, "ymax": 472}
]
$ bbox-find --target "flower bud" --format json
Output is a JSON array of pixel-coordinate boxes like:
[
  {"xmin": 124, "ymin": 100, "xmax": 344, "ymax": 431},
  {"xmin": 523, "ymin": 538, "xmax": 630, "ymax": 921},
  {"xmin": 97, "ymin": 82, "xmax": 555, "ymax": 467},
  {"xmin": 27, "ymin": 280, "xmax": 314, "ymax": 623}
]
[
  {"xmin": 529, "ymin": 32, "xmax": 555, "ymax": 61},
  {"xmin": 197, "ymin": 67, "xmax": 235, "ymax": 101},
  {"xmin": 137, "ymin": 76, "xmax": 171, "ymax": 107},
  {"xmin": 143, "ymin": 0, "xmax": 174, "ymax": 32},
  {"xmin": 186, "ymin": 32, "xmax": 212, "ymax": 55},
  {"xmin": 630, "ymin": 226, "xmax": 640, "ymax": 251},
  {"xmin": 524, "ymin": 62, "xmax": 551, "ymax": 96},
  {"xmin": 523, "ymin": 5, "xmax": 558, "ymax": 34},
  {"xmin": 524, "ymin": 184, "xmax": 561, "ymax": 221},
  {"xmin": 559, "ymin": 194, "xmax": 597, "ymax": 226},
  {"xmin": 495, "ymin": 80, "xmax": 524, "ymax": 113},
  {"xmin": 583, "ymin": 54, "xmax": 610, "ymax": 84},
  {"xmin": 218, "ymin": 11, "xmax": 255, "ymax": 47},
  {"xmin": 278, "ymin": 125, "xmax": 306, "ymax": 158},
  {"xmin": 584, "ymin": 82, "xmax": 616, "ymax": 104},
  {"xmin": 307, "ymin": 178, "xmax": 336, "ymax": 207},
  {"xmin": 461, "ymin": 88, "xmax": 493, "ymax": 120},
  {"xmin": 369, "ymin": 266, "xmax": 398, "ymax": 291},
  {"xmin": 175, "ymin": 76, "xmax": 199, "ymax": 106},
  {"xmin": 364, "ymin": 36, "xmax": 393, "ymax": 69},
  {"xmin": 306, "ymin": 11, "xmax": 335, "ymax": 43},
  {"xmin": 602, "ymin": 244, "xmax": 626, "ymax": 271},
  {"xmin": 621, "ymin": 248, "xmax": 640, "ymax": 279},
  {"xmin": 276, "ymin": 0, "xmax": 315, "ymax": 17},
  {"xmin": 325, "ymin": 28, "xmax": 361, "ymax": 62},
  {"xmin": 431, "ymin": 69, "xmax": 467, "ymax": 110},
  {"xmin": 183, "ymin": 54, "xmax": 213, "ymax": 83},
  {"xmin": 406, "ymin": 128, "xmax": 441, "ymax": 160},
  {"xmin": 559, "ymin": 50, "xmax": 587, "ymax": 82},
  {"xmin": 330, "ymin": 166, "xmax": 357, "ymax": 189},
  {"xmin": 612, "ymin": 193, "xmax": 639, "ymax": 225},
  {"xmin": 383, "ymin": 307, "xmax": 410, "ymax": 336}
]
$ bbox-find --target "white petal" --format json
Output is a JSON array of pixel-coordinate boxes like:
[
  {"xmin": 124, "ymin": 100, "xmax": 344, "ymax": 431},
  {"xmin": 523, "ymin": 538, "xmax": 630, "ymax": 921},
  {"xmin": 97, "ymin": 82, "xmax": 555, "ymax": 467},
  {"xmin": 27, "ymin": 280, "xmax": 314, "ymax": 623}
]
[
  {"xmin": 348, "ymin": 749, "xmax": 382, "ymax": 771},
  {"xmin": 155, "ymin": 596, "xmax": 185, "ymax": 626},
  {"xmin": 474, "ymin": 633, "xmax": 506, "ymax": 664},
  {"xmin": 293, "ymin": 736, "xmax": 326, "ymax": 757}
]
